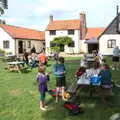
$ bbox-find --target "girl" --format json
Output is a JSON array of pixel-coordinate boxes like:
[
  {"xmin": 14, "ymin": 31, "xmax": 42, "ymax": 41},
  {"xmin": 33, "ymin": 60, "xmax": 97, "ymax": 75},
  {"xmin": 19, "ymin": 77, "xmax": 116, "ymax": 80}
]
[{"xmin": 36, "ymin": 64, "xmax": 49, "ymax": 110}]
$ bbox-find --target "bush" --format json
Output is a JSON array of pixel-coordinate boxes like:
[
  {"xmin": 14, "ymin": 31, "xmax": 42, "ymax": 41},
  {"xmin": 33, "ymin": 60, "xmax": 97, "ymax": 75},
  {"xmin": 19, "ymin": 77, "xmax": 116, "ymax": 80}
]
[
  {"xmin": 6, "ymin": 52, "xmax": 12, "ymax": 55},
  {"xmin": 0, "ymin": 49, "xmax": 5, "ymax": 54}
]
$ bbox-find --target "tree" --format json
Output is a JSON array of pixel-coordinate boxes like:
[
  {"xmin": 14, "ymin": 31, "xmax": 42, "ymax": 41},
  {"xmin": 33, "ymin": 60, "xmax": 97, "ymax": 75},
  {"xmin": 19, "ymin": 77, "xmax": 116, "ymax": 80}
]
[
  {"xmin": 50, "ymin": 36, "xmax": 73, "ymax": 52},
  {"xmin": 0, "ymin": 7, "xmax": 4, "ymax": 16}
]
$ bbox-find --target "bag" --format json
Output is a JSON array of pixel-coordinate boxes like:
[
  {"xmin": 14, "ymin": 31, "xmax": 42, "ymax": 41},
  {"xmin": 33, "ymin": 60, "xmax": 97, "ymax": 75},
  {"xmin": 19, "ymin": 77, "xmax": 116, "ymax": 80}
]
[
  {"xmin": 48, "ymin": 89, "xmax": 57, "ymax": 97},
  {"xmin": 64, "ymin": 102, "xmax": 84, "ymax": 115},
  {"xmin": 90, "ymin": 75, "xmax": 101, "ymax": 85}
]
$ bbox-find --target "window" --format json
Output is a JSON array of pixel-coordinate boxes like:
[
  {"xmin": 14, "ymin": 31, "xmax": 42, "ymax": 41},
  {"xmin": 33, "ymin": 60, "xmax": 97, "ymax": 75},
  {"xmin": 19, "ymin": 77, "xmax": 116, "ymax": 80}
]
[
  {"xmin": 27, "ymin": 41, "xmax": 31, "ymax": 48},
  {"xmin": 3, "ymin": 41, "xmax": 9, "ymax": 49},
  {"xmin": 49, "ymin": 30, "xmax": 56, "ymax": 35},
  {"xmin": 50, "ymin": 42, "xmax": 56, "ymax": 47},
  {"xmin": 68, "ymin": 41, "xmax": 75, "ymax": 47},
  {"xmin": 68, "ymin": 30, "xmax": 74, "ymax": 35},
  {"xmin": 107, "ymin": 39, "xmax": 116, "ymax": 48}
]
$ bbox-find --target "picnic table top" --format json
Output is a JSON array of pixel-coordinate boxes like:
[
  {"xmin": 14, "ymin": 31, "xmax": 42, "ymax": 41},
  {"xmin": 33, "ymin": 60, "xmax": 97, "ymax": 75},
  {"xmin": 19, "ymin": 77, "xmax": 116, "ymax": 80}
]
[{"xmin": 8, "ymin": 61, "xmax": 24, "ymax": 65}]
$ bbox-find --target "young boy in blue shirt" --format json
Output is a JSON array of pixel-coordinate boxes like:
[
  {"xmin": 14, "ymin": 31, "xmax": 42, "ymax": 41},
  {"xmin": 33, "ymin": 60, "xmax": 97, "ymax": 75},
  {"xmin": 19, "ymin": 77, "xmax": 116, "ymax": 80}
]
[{"xmin": 52, "ymin": 57, "xmax": 66, "ymax": 103}]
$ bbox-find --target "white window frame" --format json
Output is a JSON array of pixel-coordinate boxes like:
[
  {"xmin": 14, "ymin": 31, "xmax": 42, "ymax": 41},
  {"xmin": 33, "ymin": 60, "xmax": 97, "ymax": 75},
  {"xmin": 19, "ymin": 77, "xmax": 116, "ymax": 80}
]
[
  {"xmin": 3, "ymin": 40, "xmax": 9, "ymax": 49},
  {"xmin": 107, "ymin": 39, "xmax": 116, "ymax": 48}
]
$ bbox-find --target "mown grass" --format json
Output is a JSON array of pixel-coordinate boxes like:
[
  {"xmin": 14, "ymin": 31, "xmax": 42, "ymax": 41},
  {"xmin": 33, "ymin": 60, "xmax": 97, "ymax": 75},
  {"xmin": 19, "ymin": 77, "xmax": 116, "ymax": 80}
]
[{"xmin": 0, "ymin": 57, "xmax": 120, "ymax": 120}]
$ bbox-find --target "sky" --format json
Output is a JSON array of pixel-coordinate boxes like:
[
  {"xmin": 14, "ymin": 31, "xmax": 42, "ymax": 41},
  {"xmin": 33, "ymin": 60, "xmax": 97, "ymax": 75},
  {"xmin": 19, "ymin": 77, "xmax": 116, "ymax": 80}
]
[{"xmin": 1, "ymin": 0, "xmax": 120, "ymax": 31}]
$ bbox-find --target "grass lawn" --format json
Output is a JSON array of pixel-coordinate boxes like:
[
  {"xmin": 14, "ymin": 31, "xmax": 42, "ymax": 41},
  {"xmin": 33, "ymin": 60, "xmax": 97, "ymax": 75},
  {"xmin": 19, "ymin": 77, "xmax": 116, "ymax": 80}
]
[{"xmin": 0, "ymin": 57, "xmax": 120, "ymax": 120}]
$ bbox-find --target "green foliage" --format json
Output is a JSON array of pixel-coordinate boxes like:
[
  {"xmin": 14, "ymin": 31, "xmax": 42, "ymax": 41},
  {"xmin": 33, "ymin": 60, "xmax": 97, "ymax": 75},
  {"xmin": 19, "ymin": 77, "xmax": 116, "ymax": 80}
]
[
  {"xmin": 0, "ymin": 48, "xmax": 5, "ymax": 54},
  {"xmin": 0, "ymin": 7, "xmax": 4, "ymax": 16},
  {"xmin": 6, "ymin": 52, "xmax": 12, "ymax": 55},
  {"xmin": 51, "ymin": 46, "xmax": 60, "ymax": 53},
  {"xmin": 50, "ymin": 36, "xmax": 72, "ymax": 52},
  {"xmin": 52, "ymin": 36, "xmax": 72, "ymax": 45}
]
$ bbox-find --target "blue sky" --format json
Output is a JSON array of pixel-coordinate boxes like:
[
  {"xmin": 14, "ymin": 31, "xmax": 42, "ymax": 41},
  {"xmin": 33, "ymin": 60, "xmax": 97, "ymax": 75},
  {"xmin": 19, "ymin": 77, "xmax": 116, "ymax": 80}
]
[{"xmin": 1, "ymin": 0, "xmax": 119, "ymax": 31}]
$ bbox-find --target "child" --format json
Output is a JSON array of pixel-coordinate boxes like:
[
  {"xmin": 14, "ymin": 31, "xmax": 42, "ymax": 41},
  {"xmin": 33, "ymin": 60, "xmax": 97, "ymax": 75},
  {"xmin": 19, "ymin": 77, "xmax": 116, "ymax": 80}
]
[
  {"xmin": 99, "ymin": 64, "xmax": 113, "ymax": 103},
  {"xmin": 36, "ymin": 64, "xmax": 49, "ymax": 110},
  {"xmin": 80, "ymin": 54, "xmax": 87, "ymax": 67},
  {"xmin": 52, "ymin": 57, "xmax": 66, "ymax": 102},
  {"xmin": 92, "ymin": 50, "xmax": 100, "ymax": 67},
  {"xmin": 75, "ymin": 66, "xmax": 86, "ymax": 78},
  {"xmin": 38, "ymin": 50, "xmax": 47, "ymax": 65}
]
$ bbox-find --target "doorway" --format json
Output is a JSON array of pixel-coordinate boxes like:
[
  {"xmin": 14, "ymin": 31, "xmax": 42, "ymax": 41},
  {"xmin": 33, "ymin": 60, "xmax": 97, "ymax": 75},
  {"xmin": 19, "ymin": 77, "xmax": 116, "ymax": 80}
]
[
  {"xmin": 18, "ymin": 41, "xmax": 23, "ymax": 54},
  {"xmin": 88, "ymin": 44, "xmax": 99, "ymax": 53}
]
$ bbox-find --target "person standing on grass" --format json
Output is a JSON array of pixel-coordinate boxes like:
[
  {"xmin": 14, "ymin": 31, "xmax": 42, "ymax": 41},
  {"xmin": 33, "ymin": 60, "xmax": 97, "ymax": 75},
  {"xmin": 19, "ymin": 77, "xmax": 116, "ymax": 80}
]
[
  {"xmin": 23, "ymin": 49, "xmax": 29, "ymax": 64},
  {"xmin": 52, "ymin": 57, "xmax": 66, "ymax": 103},
  {"xmin": 36, "ymin": 64, "xmax": 49, "ymax": 111},
  {"xmin": 38, "ymin": 50, "xmax": 47, "ymax": 65},
  {"xmin": 112, "ymin": 46, "xmax": 120, "ymax": 70}
]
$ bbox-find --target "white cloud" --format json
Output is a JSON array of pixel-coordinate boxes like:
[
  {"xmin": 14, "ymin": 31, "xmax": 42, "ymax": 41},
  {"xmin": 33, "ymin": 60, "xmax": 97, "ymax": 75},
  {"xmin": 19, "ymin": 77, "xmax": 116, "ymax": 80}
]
[
  {"xmin": 1, "ymin": 0, "xmax": 119, "ymax": 30},
  {"xmin": 5, "ymin": 17, "xmax": 26, "ymax": 24}
]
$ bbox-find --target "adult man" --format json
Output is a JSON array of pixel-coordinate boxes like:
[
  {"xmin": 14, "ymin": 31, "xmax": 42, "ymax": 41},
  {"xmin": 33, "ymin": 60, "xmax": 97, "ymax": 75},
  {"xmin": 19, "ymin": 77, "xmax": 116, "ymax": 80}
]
[{"xmin": 112, "ymin": 46, "xmax": 120, "ymax": 70}]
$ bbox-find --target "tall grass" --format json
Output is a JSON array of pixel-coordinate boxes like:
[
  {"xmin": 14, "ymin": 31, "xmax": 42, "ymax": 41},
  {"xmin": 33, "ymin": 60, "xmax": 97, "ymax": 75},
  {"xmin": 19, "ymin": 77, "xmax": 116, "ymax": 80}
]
[{"xmin": 0, "ymin": 58, "xmax": 120, "ymax": 120}]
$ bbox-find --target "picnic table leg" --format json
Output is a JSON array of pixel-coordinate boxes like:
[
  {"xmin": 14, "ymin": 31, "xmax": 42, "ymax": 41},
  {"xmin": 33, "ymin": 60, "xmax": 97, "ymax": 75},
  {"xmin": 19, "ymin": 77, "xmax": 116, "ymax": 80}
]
[{"xmin": 90, "ymin": 83, "xmax": 93, "ymax": 97}]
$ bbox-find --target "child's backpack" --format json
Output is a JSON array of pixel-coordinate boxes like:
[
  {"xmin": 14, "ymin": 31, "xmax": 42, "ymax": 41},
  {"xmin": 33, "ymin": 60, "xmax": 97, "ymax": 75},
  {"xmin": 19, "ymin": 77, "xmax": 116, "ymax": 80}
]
[
  {"xmin": 48, "ymin": 89, "xmax": 57, "ymax": 97},
  {"xmin": 64, "ymin": 102, "xmax": 84, "ymax": 115},
  {"xmin": 90, "ymin": 75, "xmax": 101, "ymax": 85}
]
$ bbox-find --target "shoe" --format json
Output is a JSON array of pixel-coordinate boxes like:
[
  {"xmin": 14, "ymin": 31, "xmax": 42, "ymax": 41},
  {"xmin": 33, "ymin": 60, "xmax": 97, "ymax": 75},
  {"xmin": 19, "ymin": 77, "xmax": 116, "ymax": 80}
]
[
  {"xmin": 112, "ymin": 67, "xmax": 115, "ymax": 70},
  {"xmin": 45, "ymin": 105, "xmax": 48, "ymax": 108},
  {"xmin": 55, "ymin": 99, "xmax": 58, "ymax": 103},
  {"xmin": 40, "ymin": 107, "xmax": 47, "ymax": 111}
]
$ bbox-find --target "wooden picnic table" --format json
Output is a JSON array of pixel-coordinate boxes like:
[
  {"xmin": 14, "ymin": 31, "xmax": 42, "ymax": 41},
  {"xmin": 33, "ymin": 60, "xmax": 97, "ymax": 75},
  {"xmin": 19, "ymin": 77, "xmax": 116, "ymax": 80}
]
[
  {"xmin": 7, "ymin": 61, "xmax": 24, "ymax": 72},
  {"xmin": 77, "ymin": 74, "xmax": 100, "ymax": 97}
]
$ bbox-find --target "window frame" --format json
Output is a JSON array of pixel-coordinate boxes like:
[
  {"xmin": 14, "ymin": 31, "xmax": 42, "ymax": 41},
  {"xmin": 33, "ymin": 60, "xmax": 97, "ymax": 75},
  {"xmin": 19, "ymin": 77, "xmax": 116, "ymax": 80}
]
[
  {"xmin": 49, "ymin": 30, "xmax": 56, "ymax": 35},
  {"xmin": 68, "ymin": 29, "xmax": 74, "ymax": 35},
  {"xmin": 27, "ymin": 41, "xmax": 31, "ymax": 48},
  {"xmin": 3, "ymin": 40, "xmax": 9, "ymax": 49},
  {"xmin": 107, "ymin": 39, "xmax": 116, "ymax": 48}
]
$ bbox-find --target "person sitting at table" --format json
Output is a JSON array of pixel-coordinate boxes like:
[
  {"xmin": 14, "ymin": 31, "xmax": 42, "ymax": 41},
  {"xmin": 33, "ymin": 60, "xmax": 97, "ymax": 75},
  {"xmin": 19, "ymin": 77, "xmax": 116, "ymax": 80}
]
[
  {"xmin": 80, "ymin": 54, "xmax": 87, "ymax": 67},
  {"xmin": 92, "ymin": 50, "xmax": 101, "ymax": 67},
  {"xmin": 86, "ymin": 62, "xmax": 101, "ymax": 78},
  {"xmin": 28, "ymin": 53, "xmax": 38, "ymax": 68},
  {"xmin": 99, "ymin": 64, "xmax": 113, "ymax": 103},
  {"xmin": 75, "ymin": 66, "xmax": 86, "ymax": 79}
]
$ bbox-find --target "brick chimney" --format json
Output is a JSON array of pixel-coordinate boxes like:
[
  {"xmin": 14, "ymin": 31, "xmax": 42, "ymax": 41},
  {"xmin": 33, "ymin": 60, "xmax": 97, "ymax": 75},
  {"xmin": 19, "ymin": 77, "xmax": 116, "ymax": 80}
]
[
  {"xmin": 49, "ymin": 15, "xmax": 53, "ymax": 22},
  {"xmin": 80, "ymin": 12, "xmax": 87, "ymax": 40}
]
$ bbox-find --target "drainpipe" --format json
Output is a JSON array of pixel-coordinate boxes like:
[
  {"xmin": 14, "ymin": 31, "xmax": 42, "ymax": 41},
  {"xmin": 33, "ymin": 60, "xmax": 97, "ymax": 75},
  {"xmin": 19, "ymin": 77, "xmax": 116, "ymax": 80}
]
[{"xmin": 14, "ymin": 39, "xmax": 17, "ymax": 56}]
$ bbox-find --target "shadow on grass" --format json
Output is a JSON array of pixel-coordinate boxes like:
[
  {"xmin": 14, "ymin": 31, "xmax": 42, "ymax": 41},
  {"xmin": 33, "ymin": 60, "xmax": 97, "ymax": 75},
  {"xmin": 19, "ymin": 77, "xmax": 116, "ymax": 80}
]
[{"xmin": 40, "ymin": 86, "xmax": 120, "ymax": 120}]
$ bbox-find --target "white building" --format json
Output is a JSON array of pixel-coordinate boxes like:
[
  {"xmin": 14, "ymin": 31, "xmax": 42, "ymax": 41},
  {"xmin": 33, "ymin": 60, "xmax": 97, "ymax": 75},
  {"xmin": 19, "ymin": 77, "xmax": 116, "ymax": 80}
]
[
  {"xmin": 45, "ymin": 13, "xmax": 88, "ymax": 54},
  {"xmin": 99, "ymin": 13, "xmax": 120, "ymax": 55},
  {"xmin": 0, "ymin": 24, "xmax": 45, "ymax": 55}
]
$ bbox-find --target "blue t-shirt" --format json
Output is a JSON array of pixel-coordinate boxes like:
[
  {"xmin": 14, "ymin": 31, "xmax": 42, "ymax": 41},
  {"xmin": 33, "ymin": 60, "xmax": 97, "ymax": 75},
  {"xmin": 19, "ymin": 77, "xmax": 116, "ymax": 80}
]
[
  {"xmin": 99, "ymin": 69, "xmax": 112, "ymax": 85},
  {"xmin": 52, "ymin": 63, "xmax": 66, "ymax": 77}
]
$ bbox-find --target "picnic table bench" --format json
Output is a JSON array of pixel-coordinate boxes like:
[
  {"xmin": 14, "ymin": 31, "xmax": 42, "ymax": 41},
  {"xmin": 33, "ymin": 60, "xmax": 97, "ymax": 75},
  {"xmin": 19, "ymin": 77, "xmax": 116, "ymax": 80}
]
[{"xmin": 3, "ymin": 55, "xmax": 17, "ymax": 62}]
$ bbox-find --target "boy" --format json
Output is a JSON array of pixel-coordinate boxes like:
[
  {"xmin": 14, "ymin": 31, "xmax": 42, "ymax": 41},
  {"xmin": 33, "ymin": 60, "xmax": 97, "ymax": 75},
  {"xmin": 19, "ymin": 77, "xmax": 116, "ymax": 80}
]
[{"xmin": 52, "ymin": 57, "xmax": 66, "ymax": 102}]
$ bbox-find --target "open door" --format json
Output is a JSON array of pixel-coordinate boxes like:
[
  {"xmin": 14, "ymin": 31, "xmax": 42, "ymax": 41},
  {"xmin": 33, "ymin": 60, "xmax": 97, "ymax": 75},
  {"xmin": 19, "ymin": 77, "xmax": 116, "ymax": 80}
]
[{"xmin": 18, "ymin": 41, "xmax": 23, "ymax": 54}]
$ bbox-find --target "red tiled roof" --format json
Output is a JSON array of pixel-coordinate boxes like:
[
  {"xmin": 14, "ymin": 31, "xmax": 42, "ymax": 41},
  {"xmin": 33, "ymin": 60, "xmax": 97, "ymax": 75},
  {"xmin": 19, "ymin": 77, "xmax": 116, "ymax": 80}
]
[
  {"xmin": 46, "ymin": 19, "xmax": 80, "ymax": 30},
  {"xmin": 86, "ymin": 28, "xmax": 105, "ymax": 40},
  {"xmin": 0, "ymin": 24, "xmax": 45, "ymax": 40}
]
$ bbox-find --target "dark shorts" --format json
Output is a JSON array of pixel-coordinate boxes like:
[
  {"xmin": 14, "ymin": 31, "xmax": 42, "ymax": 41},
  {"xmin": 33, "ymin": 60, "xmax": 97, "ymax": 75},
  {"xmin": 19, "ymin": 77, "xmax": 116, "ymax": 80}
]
[
  {"xmin": 56, "ymin": 77, "xmax": 66, "ymax": 87},
  {"xmin": 112, "ymin": 56, "xmax": 119, "ymax": 62},
  {"xmin": 40, "ymin": 93, "xmax": 46, "ymax": 101}
]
